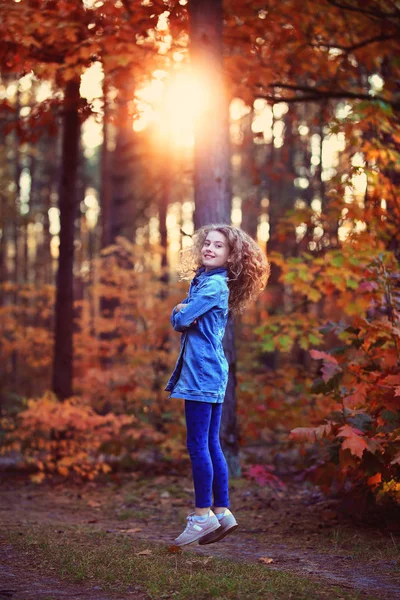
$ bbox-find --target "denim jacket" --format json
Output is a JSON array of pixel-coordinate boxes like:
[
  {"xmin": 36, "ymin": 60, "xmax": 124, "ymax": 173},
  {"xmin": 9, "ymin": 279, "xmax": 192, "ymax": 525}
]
[{"xmin": 165, "ymin": 266, "xmax": 230, "ymax": 403}]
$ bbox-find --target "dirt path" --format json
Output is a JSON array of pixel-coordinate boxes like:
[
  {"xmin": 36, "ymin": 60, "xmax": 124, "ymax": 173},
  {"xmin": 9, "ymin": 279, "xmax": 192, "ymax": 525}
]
[{"xmin": 0, "ymin": 474, "xmax": 399, "ymax": 599}]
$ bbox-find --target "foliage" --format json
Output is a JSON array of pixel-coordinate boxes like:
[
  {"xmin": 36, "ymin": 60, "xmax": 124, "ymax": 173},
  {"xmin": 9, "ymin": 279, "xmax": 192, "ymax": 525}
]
[
  {"xmin": 256, "ymin": 244, "xmax": 400, "ymax": 504},
  {"xmin": 1, "ymin": 391, "xmax": 140, "ymax": 481},
  {"xmin": 0, "ymin": 240, "xmax": 189, "ymax": 478}
]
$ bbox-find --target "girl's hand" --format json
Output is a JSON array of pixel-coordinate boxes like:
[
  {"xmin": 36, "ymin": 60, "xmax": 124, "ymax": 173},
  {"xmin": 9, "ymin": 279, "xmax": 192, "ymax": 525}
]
[{"xmin": 175, "ymin": 303, "xmax": 186, "ymax": 312}]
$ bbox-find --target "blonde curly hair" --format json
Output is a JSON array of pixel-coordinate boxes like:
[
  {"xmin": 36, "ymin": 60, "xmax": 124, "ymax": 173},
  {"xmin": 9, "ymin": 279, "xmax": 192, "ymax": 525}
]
[{"xmin": 179, "ymin": 224, "xmax": 270, "ymax": 315}]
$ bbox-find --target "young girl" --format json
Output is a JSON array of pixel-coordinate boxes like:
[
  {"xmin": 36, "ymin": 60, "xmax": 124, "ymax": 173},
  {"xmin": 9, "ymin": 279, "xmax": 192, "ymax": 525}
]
[{"xmin": 165, "ymin": 224, "xmax": 270, "ymax": 546}]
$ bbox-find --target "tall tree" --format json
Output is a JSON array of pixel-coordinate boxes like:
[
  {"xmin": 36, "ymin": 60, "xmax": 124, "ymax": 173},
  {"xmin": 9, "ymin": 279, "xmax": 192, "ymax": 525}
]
[
  {"xmin": 190, "ymin": 0, "xmax": 231, "ymax": 229},
  {"xmin": 51, "ymin": 78, "xmax": 81, "ymax": 399},
  {"xmin": 189, "ymin": 0, "xmax": 240, "ymax": 475}
]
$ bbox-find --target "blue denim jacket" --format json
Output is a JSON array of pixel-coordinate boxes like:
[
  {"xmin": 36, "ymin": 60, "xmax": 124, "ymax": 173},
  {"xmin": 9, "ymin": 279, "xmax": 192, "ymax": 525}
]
[{"xmin": 165, "ymin": 266, "xmax": 229, "ymax": 403}]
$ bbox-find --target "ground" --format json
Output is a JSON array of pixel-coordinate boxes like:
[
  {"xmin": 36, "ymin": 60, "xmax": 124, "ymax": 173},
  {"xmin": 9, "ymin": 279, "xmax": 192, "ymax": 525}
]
[{"xmin": 0, "ymin": 469, "xmax": 399, "ymax": 600}]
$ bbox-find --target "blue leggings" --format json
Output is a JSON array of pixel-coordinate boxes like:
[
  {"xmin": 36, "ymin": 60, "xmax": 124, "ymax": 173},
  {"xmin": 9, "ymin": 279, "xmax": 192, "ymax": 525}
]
[{"xmin": 184, "ymin": 400, "xmax": 230, "ymax": 509}]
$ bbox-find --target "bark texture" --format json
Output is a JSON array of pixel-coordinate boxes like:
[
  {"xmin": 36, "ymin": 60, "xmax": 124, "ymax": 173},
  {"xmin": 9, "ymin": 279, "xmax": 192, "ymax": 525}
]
[
  {"xmin": 52, "ymin": 79, "xmax": 81, "ymax": 400},
  {"xmin": 190, "ymin": 0, "xmax": 231, "ymax": 229},
  {"xmin": 189, "ymin": 0, "xmax": 240, "ymax": 476}
]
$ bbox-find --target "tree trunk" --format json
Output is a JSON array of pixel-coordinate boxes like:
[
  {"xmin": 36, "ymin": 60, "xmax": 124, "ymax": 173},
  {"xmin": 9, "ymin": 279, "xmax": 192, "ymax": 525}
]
[
  {"xmin": 189, "ymin": 0, "xmax": 239, "ymax": 476},
  {"xmin": 190, "ymin": 0, "xmax": 231, "ymax": 229},
  {"xmin": 52, "ymin": 79, "xmax": 81, "ymax": 400},
  {"xmin": 101, "ymin": 76, "xmax": 113, "ymax": 249}
]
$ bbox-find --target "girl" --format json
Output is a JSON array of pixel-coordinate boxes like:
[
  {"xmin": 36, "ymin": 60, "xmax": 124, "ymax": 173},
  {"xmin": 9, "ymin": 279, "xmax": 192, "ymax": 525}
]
[{"xmin": 165, "ymin": 224, "xmax": 270, "ymax": 546}]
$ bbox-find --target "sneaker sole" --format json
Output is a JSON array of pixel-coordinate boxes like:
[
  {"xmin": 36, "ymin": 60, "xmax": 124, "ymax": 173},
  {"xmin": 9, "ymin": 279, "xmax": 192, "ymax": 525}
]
[
  {"xmin": 198, "ymin": 523, "xmax": 238, "ymax": 545},
  {"xmin": 174, "ymin": 521, "xmax": 221, "ymax": 547}
]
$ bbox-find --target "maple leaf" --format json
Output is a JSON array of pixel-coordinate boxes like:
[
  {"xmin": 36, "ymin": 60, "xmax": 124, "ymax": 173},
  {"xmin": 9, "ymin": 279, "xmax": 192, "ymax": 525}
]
[
  {"xmin": 337, "ymin": 424, "xmax": 368, "ymax": 458},
  {"xmin": 310, "ymin": 350, "xmax": 342, "ymax": 382},
  {"xmin": 344, "ymin": 382, "xmax": 368, "ymax": 407}
]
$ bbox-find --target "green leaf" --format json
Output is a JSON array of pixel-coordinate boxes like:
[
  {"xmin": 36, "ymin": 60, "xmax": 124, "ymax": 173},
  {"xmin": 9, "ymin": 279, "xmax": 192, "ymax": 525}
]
[
  {"xmin": 285, "ymin": 271, "xmax": 296, "ymax": 282},
  {"xmin": 308, "ymin": 288, "xmax": 321, "ymax": 302},
  {"xmin": 277, "ymin": 335, "xmax": 292, "ymax": 351},
  {"xmin": 346, "ymin": 279, "xmax": 359, "ymax": 290},
  {"xmin": 331, "ymin": 255, "xmax": 344, "ymax": 267},
  {"xmin": 262, "ymin": 338, "xmax": 275, "ymax": 353}
]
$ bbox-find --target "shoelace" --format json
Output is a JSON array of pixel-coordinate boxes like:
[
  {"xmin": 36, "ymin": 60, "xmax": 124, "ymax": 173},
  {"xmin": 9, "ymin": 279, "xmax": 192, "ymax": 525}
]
[{"xmin": 184, "ymin": 514, "xmax": 201, "ymax": 532}]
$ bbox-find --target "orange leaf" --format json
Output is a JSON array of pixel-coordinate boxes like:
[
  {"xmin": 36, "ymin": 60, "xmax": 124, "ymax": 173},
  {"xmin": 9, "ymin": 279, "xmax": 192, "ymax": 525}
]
[
  {"xmin": 337, "ymin": 425, "xmax": 368, "ymax": 458},
  {"xmin": 290, "ymin": 423, "xmax": 331, "ymax": 442},
  {"xmin": 367, "ymin": 473, "xmax": 382, "ymax": 487},
  {"xmin": 167, "ymin": 545, "xmax": 183, "ymax": 554}
]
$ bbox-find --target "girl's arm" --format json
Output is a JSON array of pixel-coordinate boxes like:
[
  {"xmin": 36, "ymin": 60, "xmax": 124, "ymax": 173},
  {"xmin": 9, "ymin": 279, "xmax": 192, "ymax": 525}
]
[
  {"xmin": 170, "ymin": 298, "xmax": 189, "ymax": 327},
  {"xmin": 171, "ymin": 279, "xmax": 223, "ymax": 332}
]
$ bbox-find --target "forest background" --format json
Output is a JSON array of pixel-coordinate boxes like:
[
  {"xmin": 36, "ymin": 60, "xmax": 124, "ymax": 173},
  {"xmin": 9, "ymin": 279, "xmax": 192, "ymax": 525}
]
[{"xmin": 0, "ymin": 0, "xmax": 399, "ymax": 511}]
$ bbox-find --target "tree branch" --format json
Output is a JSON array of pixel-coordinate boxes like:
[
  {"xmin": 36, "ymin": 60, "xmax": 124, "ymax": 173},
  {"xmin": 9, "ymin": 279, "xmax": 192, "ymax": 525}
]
[
  {"xmin": 255, "ymin": 86, "xmax": 399, "ymax": 110},
  {"xmin": 309, "ymin": 33, "xmax": 398, "ymax": 53},
  {"xmin": 326, "ymin": 0, "xmax": 400, "ymax": 22}
]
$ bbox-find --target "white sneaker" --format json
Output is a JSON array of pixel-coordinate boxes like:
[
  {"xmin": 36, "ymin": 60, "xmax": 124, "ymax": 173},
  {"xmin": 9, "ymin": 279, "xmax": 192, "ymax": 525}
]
[
  {"xmin": 199, "ymin": 509, "xmax": 238, "ymax": 545},
  {"xmin": 174, "ymin": 510, "xmax": 220, "ymax": 546}
]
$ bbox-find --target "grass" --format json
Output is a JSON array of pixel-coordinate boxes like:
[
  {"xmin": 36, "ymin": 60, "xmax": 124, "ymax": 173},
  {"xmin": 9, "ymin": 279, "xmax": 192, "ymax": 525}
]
[
  {"xmin": 327, "ymin": 526, "xmax": 400, "ymax": 561},
  {"xmin": 6, "ymin": 523, "xmax": 374, "ymax": 600}
]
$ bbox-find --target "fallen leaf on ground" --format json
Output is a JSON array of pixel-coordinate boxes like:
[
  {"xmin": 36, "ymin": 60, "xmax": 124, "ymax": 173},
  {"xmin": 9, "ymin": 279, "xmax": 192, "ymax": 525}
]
[
  {"xmin": 202, "ymin": 557, "xmax": 213, "ymax": 565},
  {"xmin": 167, "ymin": 545, "xmax": 183, "ymax": 554},
  {"xmin": 258, "ymin": 556, "xmax": 274, "ymax": 564},
  {"xmin": 121, "ymin": 527, "xmax": 142, "ymax": 534},
  {"xmin": 87, "ymin": 500, "xmax": 101, "ymax": 508},
  {"xmin": 136, "ymin": 549, "xmax": 152, "ymax": 556}
]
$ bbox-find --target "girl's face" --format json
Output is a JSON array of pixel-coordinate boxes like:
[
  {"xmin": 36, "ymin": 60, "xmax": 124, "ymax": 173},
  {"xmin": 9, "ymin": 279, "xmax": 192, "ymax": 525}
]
[{"xmin": 201, "ymin": 230, "xmax": 230, "ymax": 272}]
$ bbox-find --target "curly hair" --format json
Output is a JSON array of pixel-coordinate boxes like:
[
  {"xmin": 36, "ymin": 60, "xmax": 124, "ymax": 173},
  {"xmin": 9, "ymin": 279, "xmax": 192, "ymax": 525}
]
[{"xmin": 179, "ymin": 224, "xmax": 270, "ymax": 315}]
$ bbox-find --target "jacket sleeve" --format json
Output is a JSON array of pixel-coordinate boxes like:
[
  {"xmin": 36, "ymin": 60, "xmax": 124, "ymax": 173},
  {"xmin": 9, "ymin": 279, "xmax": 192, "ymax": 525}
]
[
  {"xmin": 171, "ymin": 279, "xmax": 222, "ymax": 332},
  {"xmin": 170, "ymin": 297, "xmax": 189, "ymax": 328}
]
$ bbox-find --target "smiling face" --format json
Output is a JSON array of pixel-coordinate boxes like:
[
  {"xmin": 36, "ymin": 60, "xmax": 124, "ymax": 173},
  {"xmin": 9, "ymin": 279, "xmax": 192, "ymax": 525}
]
[{"xmin": 201, "ymin": 230, "xmax": 230, "ymax": 272}]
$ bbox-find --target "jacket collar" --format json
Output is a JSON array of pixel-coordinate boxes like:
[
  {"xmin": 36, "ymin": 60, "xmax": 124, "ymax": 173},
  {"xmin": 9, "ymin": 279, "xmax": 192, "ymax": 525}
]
[{"xmin": 197, "ymin": 266, "xmax": 228, "ymax": 278}]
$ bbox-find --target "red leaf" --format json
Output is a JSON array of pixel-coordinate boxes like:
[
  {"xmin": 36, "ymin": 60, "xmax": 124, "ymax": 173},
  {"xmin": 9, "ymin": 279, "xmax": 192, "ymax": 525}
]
[
  {"xmin": 310, "ymin": 350, "xmax": 342, "ymax": 382},
  {"xmin": 310, "ymin": 350, "xmax": 338, "ymax": 364},
  {"xmin": 337, "ymin": 424, "xmax": 368, "ymax": 458}
]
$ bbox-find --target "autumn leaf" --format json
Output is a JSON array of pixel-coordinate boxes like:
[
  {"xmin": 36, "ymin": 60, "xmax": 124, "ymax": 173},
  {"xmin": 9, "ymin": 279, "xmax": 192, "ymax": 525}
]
[
  {"xmin": 367, "ymin": 473, "xmax": 382, "ymax": 487},
  {"xmin": 310, "ymin": 350, "xmax": 338, "ymax": 363},
  {"xmin": 337, "ymin": 425, "xmax": 368, "ymax": 458},
  {"xmin": 310, "ymin": 350, "xmax": 342, "ymax": 382},
  {"xmin": 290, "ymin": 423, "xmax": 332, "ymax": 442},
  {"xmin": 167, "ymin": 545, "xmax": 183, "ymax": 554},
  {"xmin": 136, "ymin": 549, "xmax": 152, "ymax": 556},
  {"xmin": 87, "ymin": 500, "xmax": 101, "ymax": 508},
  {"xmin": 258, "ymin": 556, "xmax": 274, "ymax": 564},
  {"xmin": 391, "ymin": 453, "xmax": 400, "ymax": 466},
  {"xmin": 121, "ymin": 528, "xmax": 142, "ymax": 534}
]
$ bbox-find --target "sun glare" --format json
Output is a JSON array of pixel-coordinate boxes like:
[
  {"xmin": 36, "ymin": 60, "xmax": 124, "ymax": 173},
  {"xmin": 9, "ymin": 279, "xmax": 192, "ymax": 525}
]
[{"xmin": 134, "ymin": 70, "xmax": 213, "ymax": 148}]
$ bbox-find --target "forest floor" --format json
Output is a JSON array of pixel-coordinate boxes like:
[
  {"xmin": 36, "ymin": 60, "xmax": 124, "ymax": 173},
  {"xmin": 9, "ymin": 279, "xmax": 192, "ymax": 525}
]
[{"xmin": 0, "ymin": 467, "xmax": 399, "ymax": 600}]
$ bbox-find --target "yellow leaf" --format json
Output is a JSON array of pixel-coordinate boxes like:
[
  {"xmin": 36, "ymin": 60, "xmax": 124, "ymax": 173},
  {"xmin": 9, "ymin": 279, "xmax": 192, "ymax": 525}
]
[
  {"xmin": 258, "ymin": 556, "xmax": 274, "ymax": 564},
  {"xmin": 30, "ymin": 472, "xmax": 46, "ymax": 484}
]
